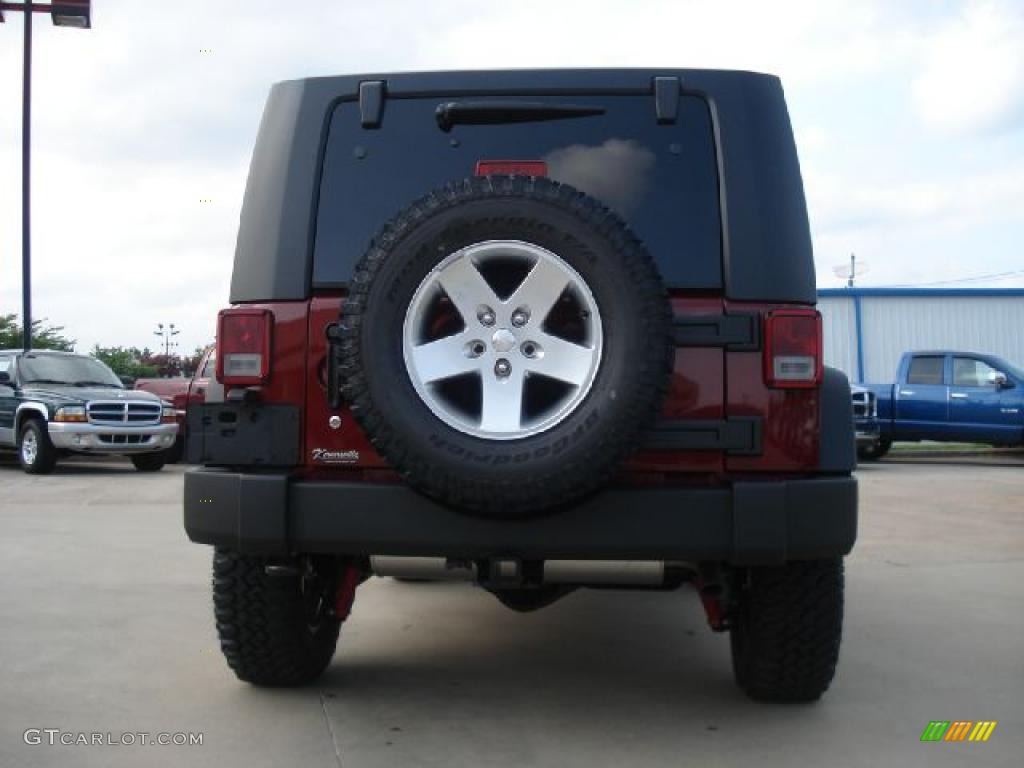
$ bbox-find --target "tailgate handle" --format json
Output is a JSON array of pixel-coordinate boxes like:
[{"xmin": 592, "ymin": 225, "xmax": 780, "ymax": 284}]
[{"xmin": 645, "ymin": 417, "xmax": 762, "ymax": 455}]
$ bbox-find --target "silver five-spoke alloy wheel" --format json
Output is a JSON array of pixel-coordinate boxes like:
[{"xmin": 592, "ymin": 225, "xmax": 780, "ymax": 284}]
[
  {"xmin": 403, "ymin": 240, "xmax": 603, "ymax": 439},
  {"xmin": 21, "ymin": 429, "xmax": 38, "ymax": 466}
]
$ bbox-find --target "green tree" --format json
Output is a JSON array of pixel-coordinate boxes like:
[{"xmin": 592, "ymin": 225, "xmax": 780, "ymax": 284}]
[
  {"xmin": 91, "ymin": 345, "xmax": 159, "ymax": 380},
  {"xmin": 181, "ymin": 346, "xmax": 207, "ymax": 377},
  {"xmin": 0, "ymin": 313, "xmax": 75, "ymax": 351}
]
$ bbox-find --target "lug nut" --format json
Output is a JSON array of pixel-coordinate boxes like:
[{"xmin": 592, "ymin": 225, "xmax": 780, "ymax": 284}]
[
  {"xmin": 511, "ymin": 309, "xmax": 529, "ymax": 327},
  {"xmin": 478, "ymin": 306, "xmax": 496, "ymax": 326},
  {"xmin": 494, "ymin": 359, "xmax": 511, "ymax": 378},
  {"xmin": 521, "ymin": 342, "xmax": 537, "ymax": 358},
  {"xmin": 466, "ymin": 340, "xmax": 486, "ymax": 358}
]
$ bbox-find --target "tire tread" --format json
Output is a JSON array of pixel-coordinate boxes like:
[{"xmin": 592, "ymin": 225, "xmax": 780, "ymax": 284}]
[
  {"xmin": 730, "ymin": 558, "xmax": 844, "ymax": 702},
  {"xmin": 212, "ymin": 549, "xmax": 340, "ymax": 686}
]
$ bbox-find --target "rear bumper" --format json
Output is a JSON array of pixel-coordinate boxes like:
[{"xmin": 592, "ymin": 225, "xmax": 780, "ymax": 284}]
[{"xmin": 183, "ymin": 470, "xmax": 857, "ymax": 565}]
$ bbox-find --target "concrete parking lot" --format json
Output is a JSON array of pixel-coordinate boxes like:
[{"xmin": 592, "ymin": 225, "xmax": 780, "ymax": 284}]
[{"xmin": 1, "ymin": 454, "xmax": 1022, "ymax": 768}]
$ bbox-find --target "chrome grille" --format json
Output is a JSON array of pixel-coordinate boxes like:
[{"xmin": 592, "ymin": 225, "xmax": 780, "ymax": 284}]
[
  {"xmin": 851, "ymin": 390, "xmax": 876, "ymax": 419},
  {"xmin": 87, "ymin": 401, "xmax": 161, "ymax": 425}
]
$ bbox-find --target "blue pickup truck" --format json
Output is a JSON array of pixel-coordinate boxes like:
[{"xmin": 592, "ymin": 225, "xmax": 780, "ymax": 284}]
[{"xmin": 858, "ymin": 350, "xmax": 1024, "ymax": 460}]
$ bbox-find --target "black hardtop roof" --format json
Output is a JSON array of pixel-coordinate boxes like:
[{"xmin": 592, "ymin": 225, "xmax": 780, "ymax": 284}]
[
  {"xmin": 275, "ymin": 67, "xmax": 779, "ymax": 93},
  {"xmin": 231, "ymin": 67, "xmax": 815, "ymax": 305}
]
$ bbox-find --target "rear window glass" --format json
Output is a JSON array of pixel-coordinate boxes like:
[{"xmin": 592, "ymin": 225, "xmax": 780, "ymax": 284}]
[
  {"xmin": 313, "ymin": 94, "xmax": 721, "ymax": 289},
  {"xmin": 907, "ymin": 356, "xmax": 945, "ymax": 386}
]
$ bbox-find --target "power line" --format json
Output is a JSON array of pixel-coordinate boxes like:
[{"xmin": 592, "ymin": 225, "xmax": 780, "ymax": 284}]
[{"xmin": 888, "ymin": 269, "xmax": 1024, "ymax": 288}]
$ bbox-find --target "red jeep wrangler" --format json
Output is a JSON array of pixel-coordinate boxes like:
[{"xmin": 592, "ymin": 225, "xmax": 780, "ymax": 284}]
[{"xmin": 184, "ymin": 69, "xmax": 857, "ymax": 702}]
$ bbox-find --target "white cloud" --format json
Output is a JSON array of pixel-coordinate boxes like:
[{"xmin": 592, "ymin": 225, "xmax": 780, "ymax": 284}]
[
  {"xmin": 809, "ymin": 163, "xmax": 1024, "ymax": 288},
  {"xmin": 806, "ymin": 157, "xmax": 1024, "ymax": 233},
  {"xmin": 419, "ymin": 0, "xmax": 899, "ymax": 86},
  {"xmin": 0, "ymin": 0, "xmax": 1022, "ymax": 355},
  {"xmin": 912, "ymin": 0, "xmax": 1024, "ymax": 135}
]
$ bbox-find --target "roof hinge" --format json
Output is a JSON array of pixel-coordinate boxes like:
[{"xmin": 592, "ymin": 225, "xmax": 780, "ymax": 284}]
[
  {"xmin": 653, "ymin": 76, "xmax": 681, "ymax": 124},
  {"xmin": 359, "ymin": 80, "xmax": 387, "ymax": 129}
]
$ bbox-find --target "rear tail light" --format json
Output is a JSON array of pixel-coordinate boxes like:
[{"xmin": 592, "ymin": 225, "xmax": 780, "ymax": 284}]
[
  {"xmin": 764, "ymin": 308, "xmax": 822, "ymax": 388},
  {"xmin": 475, "ymin": 160, "xmax": 548, "ymax": 177},
  {"xmin": 216, "ymin": 308, "xmax": 272, "ymax": 385}
]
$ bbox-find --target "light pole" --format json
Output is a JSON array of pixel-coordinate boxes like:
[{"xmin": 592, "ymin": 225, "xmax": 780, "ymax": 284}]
[
  {"xmin": 154, "ymin": 323, "xmax": 180, "ymax": 358},
  {"xmin": 0, "ymin": 1, "xmax": 91, "ymax": 351},
  {"xmin": 832, "ymin": 252, "xmax": 868, "ymax": 288}
]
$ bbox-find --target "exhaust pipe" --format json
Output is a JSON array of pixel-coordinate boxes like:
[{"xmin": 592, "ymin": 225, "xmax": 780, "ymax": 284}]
[{"xmin": 371, "ymin": 556, "xmax": 475, "ymax": 581}]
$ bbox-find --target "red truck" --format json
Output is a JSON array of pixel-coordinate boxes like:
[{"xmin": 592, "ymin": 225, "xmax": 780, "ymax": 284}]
[{"xmin": 135, "ymin": 346, "xmax": 219, "ymax": 462}]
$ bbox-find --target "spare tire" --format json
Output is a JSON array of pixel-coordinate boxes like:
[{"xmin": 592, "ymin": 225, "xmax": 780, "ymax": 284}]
[{"xmin": 338, "ymin": 175, "xmax": 671, "ymax": 518}]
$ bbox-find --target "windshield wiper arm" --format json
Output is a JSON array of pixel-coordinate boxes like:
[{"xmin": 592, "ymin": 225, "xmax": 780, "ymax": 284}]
[
  {"xmin": 435, "ymin": 101, "xmax": 605, "ymax": 132},
  {"xmin": 24, "ymin": 378, "xmax": 72, "ymax": 386},
  {"xmin": 73, "ymin": 380, "xmax": 122, "ymax": 388}
]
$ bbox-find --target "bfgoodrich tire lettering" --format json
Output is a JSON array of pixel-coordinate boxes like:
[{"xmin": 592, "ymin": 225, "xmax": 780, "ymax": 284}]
[{"xmin": 338, "ymin": 176, "xmax": 672, "ymax": 518}]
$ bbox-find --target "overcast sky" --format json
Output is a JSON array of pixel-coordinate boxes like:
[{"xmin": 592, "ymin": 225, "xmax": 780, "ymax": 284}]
[{"xmin": 1, "ymin": 0, "xmax": 1022, "ymax": 354}]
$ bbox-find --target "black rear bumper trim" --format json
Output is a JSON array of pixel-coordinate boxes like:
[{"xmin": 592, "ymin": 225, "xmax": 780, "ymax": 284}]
[{"xmin": 184, "ymin": 470, "xmax": 856, "ymax": 565}]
